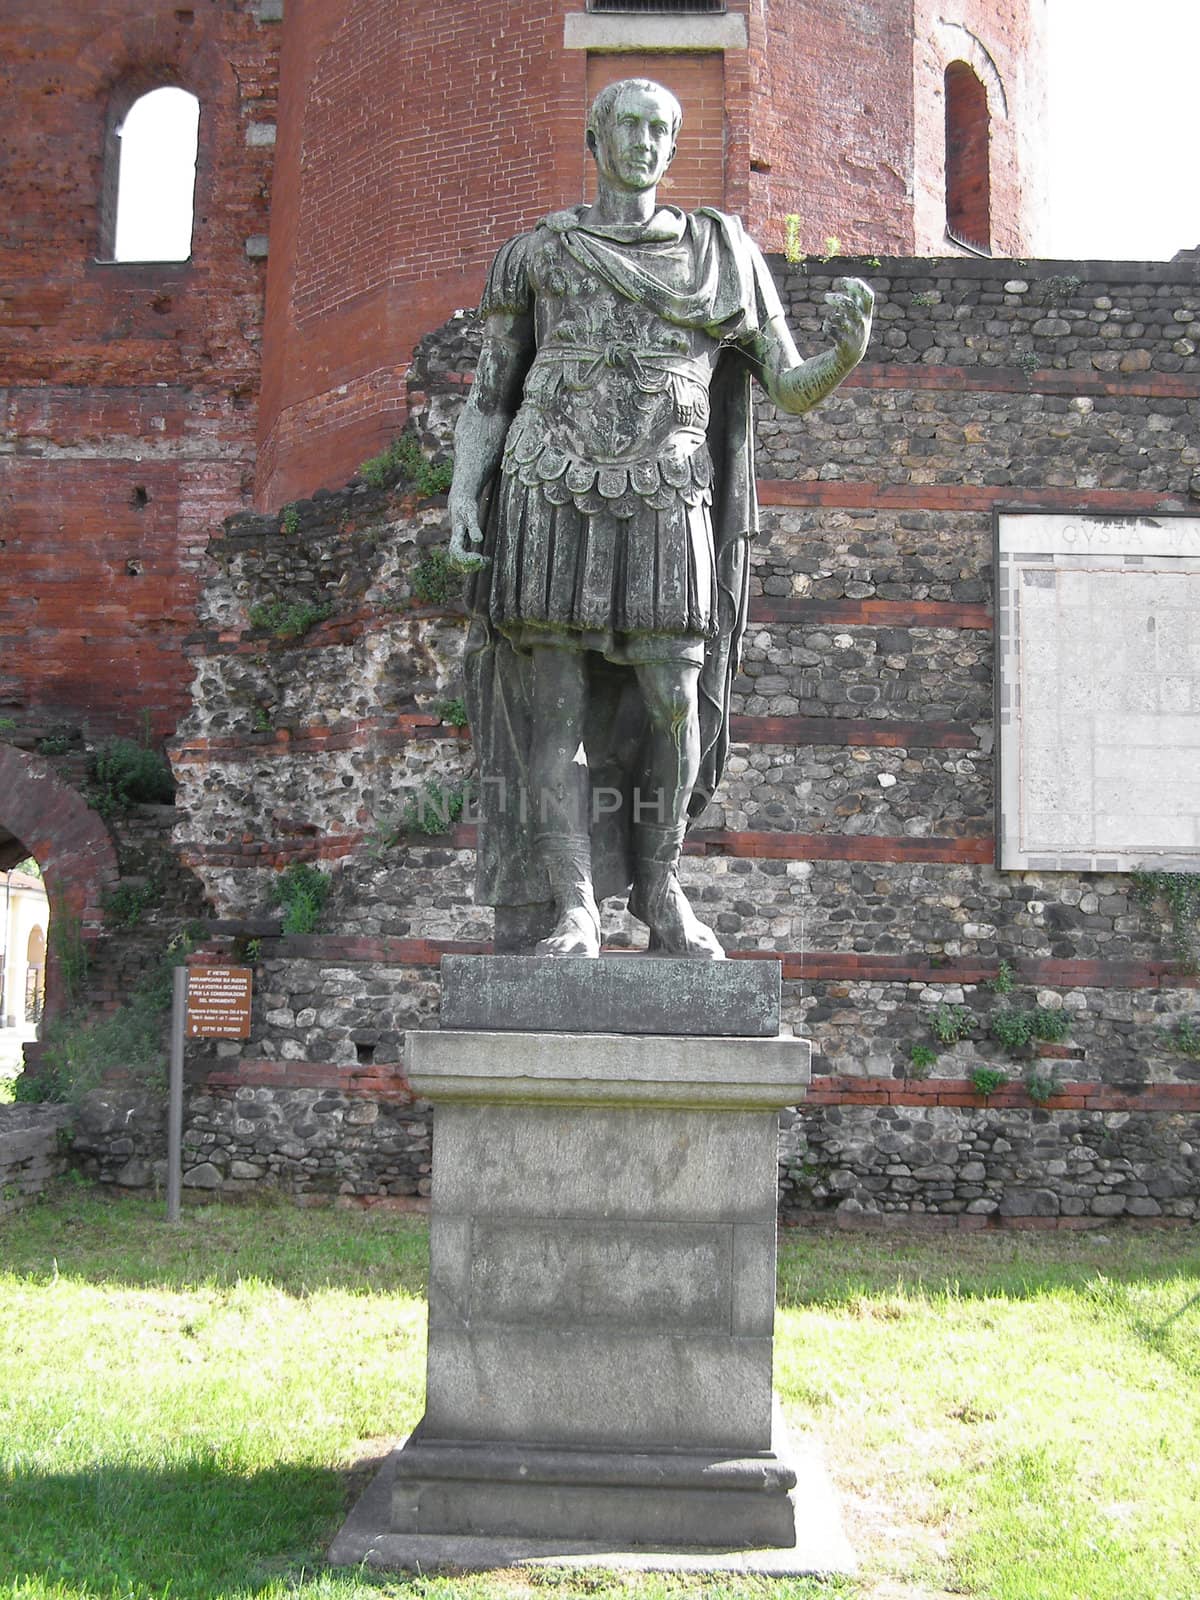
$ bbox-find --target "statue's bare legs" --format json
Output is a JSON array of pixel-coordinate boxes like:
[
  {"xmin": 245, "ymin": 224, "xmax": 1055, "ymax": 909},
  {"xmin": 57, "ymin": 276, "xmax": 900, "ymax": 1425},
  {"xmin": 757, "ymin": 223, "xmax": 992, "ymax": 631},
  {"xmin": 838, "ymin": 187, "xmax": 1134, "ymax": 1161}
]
[
  {"xmin": 528, "ymin": 647, "xmax": 601, "ymax": 957},
  {"xmin": 527, "ymin": 647, "xmax": 723, "ymax": 959},
  {"xmin": 628, "ymin": 660, "xmax": 724, "ymax": 960}
]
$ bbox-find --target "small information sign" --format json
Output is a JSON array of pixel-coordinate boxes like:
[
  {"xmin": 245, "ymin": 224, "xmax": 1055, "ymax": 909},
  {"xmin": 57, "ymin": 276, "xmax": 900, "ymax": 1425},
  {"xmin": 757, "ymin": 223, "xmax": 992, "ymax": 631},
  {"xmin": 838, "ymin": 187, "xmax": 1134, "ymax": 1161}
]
[{"xmin": 185, "ymin": 966, "xmax": 253, "ymax": 1039}]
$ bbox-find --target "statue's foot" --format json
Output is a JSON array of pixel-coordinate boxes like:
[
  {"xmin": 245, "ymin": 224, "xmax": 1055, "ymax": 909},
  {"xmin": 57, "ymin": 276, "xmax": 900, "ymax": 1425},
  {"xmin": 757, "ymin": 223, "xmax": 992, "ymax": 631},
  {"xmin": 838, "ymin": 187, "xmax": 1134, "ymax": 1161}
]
[
  {"xmin": 535, "ymin": 903, "xmax": 601, "ymax": 958},
  {"xmin": 631, "ymin": 878, "xmax": 725, "ymax": 960}
]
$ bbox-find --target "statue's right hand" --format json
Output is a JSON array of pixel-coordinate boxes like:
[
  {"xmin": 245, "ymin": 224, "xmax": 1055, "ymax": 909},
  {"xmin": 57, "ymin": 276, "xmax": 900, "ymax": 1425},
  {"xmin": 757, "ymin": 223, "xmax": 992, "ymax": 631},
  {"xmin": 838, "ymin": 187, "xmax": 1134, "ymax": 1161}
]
[{"xmin": 447, "ymin": 493, "xmax": 491, "ymax": 573}]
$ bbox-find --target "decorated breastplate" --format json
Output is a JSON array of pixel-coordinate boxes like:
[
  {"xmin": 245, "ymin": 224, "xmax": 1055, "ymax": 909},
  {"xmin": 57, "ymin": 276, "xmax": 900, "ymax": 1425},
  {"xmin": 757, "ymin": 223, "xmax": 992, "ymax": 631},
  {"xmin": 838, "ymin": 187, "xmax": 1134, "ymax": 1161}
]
[{"xmin": 500, "ymin": 238, "xmax": 716, "ymax": 520}]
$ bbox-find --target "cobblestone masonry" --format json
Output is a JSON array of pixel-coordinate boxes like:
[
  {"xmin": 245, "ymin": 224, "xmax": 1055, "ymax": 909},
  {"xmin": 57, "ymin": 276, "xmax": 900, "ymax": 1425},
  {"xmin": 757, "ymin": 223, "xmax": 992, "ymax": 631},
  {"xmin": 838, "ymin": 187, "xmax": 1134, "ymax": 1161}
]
[
  {"xmin": 0, "ymin": 1106, "xmax": 71, "ymax": 1217},
  {"xmin": 41, "ymin": 254, "xmax": 1200, "ymax": 1219}
]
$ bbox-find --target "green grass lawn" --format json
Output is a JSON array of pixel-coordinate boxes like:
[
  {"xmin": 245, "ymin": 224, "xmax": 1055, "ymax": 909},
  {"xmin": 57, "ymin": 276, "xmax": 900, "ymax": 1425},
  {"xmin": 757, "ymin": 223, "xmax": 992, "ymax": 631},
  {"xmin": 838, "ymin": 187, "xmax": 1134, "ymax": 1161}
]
[{"xmin": 1, "ymin": 1188, "xmax": 1197, "ymax": 1600}]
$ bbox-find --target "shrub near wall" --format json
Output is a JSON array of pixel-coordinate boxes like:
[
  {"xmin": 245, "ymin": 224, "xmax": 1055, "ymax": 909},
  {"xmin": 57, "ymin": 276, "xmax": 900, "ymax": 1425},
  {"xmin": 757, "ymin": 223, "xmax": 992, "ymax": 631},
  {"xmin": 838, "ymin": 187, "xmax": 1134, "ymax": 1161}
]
[{"xmin": 158, "ymin": 252, "xmax": 1200, "ymax": 1219}]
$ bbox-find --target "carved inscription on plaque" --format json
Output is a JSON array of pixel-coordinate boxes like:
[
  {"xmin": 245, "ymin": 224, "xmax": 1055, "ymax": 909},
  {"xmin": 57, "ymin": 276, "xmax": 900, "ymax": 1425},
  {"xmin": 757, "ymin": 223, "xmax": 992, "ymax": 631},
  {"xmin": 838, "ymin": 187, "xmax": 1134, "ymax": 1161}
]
[{"xmin": 996, "ymin": 513, "xmax": 1200, "ymax": 872}]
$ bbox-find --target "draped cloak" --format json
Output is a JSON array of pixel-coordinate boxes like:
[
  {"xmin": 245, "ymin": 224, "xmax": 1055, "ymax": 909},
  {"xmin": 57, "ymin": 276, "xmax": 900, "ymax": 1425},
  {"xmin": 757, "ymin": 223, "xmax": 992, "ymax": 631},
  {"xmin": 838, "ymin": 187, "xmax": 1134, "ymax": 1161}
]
[{"xmin": 461, "ymin": 206, "xmax": 783, "ymax": 935}]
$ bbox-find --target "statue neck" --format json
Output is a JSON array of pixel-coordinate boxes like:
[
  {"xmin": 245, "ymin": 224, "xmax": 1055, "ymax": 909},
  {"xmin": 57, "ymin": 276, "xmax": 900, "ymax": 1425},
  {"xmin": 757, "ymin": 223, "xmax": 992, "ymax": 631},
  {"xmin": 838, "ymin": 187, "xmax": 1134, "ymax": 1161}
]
[{"xmin": 584, "ymin": 180, "xmax": 658, "ymax": 229}]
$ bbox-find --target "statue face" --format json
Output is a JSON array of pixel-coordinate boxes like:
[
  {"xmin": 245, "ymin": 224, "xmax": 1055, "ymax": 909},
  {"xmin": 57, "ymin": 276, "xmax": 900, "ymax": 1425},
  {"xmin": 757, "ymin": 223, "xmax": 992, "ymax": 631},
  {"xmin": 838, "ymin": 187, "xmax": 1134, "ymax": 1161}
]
[{"xmin": 590, "ymin": 84, "xmax": 677, "ymax": 195}]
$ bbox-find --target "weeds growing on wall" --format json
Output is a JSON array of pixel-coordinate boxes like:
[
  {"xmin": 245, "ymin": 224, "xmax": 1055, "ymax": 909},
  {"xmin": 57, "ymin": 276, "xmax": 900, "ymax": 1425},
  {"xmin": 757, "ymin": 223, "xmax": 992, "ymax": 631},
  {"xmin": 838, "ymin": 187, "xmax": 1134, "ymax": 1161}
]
[
  {"xmin": 435, "ymin": 696, "xmax": 469, "ymax": 728},
  {"xmin": 1159, "ymin": 1015, "xmax": 1200, "ymax": 1058},
  {"xmin": 989, "ymin": 1005, "xmax": 1071, "ymax": 1055},
  {"xmin": 1132, "ymin": 870, "xmax": 1200, "ymax": 974},
  {"xmin": 15, "ymin": 933, "xmax": 196, "ymax": 1105},
  {"xmin": 88, "ymin": 737, "xmax": 175, "ymax": 817},
  {"xmin": 410, "ymin": 547, "xmax": 464, "ymax": 607},
  {"xmin": 970, "ymin": 1065, "xmax": 1008, "ymax": 1098},
  {"xmin": 358, "ymin": 431, "xmax": 454, "ymax": 497},
  {"xmin": 907, "ymin": 1043, "xmax": 937, "ymax": 1078},
  {"xmin": 931, "ymin": 1003, "xmax": 974, "ymax": 1047},
  {"xmin": 269, "ymin": 863, "xmax": 331, "ymax": 936},
  {"xmin": 49, "ymin": 914, "xmax": 90, "ymax": 1010},
  {"xmin": 399, "ymin": 781, "xmax": 467, "ymax": 836},
  {"xmin": 246, "ymin": 598, "xmax": 332, "ymax": 641},
  {"xmin": 102, "ymin": 880, "xmax": 161, "ymax": 930}
]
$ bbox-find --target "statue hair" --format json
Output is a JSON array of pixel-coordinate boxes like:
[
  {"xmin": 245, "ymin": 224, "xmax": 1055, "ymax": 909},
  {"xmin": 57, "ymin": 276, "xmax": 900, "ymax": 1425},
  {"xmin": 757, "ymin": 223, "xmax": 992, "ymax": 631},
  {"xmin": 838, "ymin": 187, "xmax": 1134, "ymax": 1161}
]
[{"xmin": 586, "ymin": 79, "xmax": 683, "ymax": 150}]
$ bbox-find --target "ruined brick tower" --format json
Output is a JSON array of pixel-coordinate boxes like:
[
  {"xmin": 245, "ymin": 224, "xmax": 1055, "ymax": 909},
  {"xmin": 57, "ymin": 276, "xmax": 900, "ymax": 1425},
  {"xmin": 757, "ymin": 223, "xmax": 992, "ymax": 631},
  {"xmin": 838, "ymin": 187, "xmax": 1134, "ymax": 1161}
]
[
  {"xmin": 259, "ymin": 0, "xmax": 1048, "ymax": 507},
  {"xmin": 1, "ymin": 0, "xmax": 1045, "ymax": 745}
]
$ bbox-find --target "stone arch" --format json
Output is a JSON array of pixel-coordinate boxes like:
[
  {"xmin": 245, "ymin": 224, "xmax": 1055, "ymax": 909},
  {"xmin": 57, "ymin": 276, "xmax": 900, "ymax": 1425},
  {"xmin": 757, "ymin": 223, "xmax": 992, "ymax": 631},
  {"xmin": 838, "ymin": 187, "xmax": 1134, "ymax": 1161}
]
[
  {"xmin": 932, "ymin": 19, "xmax": 1009, "ymax": 119},
  {"xmin": 0, "ymin": 747, "xmax": 119, "ymax": 1024}
]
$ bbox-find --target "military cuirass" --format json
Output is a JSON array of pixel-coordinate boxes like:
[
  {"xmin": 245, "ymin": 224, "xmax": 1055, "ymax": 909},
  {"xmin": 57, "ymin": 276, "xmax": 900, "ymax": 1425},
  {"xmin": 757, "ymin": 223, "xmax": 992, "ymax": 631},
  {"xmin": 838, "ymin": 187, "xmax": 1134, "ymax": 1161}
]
[{"xmin": 500, "ymin": 227, "xmax": 719, "ymax": 520}]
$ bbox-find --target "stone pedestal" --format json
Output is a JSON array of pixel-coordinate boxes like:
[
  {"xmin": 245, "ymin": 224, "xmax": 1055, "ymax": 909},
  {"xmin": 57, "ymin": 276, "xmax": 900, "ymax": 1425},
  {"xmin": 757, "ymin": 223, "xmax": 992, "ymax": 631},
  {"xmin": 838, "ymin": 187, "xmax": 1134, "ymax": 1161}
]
[{"xmin": 330, "ymin": 958, "xmax": 852, "ymax": 1574}]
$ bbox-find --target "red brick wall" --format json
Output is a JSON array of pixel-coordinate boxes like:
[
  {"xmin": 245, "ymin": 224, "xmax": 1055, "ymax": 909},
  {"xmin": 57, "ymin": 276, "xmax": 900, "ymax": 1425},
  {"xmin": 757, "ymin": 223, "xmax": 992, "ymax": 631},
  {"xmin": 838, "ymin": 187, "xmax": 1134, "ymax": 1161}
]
[
  {"xmin": 912, "ymin": 0, "xmax": 1048, "ymax": 256},
  {"xmin": 0, "ymin": 0, "xmax": 278, "ymax": 740},
  {"xmin": 256, "ymin": 0, "xmax": 589, "ymax": 511},
  {"xmin": 744, "ymin": 0, "xmax": 916, "ymax": 258}
]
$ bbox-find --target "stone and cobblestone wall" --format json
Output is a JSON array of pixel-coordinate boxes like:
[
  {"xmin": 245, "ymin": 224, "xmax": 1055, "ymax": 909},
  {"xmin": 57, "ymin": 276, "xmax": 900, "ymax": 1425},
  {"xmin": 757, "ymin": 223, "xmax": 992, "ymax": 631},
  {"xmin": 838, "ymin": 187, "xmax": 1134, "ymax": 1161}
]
[
  {"xmin": 0, "ymin": 1106, "xmax": 71, "ymax": 1217},
  {"xmin": 65, "ymin": 251, "xmax": 1200, "ymax": 1219}
]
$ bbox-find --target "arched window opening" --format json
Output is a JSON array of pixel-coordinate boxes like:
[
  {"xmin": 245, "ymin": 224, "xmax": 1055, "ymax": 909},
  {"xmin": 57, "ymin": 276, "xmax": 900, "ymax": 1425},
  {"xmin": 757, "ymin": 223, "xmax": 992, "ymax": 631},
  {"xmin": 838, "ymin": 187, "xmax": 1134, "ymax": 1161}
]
[
  {"xmin": 944, "ymin": 61, "xmax": 991, "ymax": 254},
  {"xmin": 101, "ymin": 86, "xmax": 200, "ymax": 263},
  {"xmin": 1, "ymin": 853, "xmax": 48, "ymax": 1083}
]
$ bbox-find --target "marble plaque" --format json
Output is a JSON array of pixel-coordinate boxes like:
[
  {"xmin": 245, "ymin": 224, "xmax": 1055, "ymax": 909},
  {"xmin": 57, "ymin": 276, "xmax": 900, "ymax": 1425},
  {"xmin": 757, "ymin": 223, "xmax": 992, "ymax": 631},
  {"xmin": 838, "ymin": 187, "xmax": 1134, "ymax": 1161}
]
[{"xmin": 996, "ymin": 513, "xmax": 1200, "ymax": 871}]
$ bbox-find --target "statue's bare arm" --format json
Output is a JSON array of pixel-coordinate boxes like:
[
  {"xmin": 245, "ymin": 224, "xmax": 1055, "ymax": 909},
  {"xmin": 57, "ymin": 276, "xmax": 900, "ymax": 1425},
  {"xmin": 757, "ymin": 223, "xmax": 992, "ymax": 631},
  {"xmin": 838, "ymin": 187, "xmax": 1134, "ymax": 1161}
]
[
  {"xmin": 750, "ymin": 275, "xmax": 874, "ymax": 416},
  {"xmin": 447, "ymin": 310, "xmax": 535, "ymax": 572}
]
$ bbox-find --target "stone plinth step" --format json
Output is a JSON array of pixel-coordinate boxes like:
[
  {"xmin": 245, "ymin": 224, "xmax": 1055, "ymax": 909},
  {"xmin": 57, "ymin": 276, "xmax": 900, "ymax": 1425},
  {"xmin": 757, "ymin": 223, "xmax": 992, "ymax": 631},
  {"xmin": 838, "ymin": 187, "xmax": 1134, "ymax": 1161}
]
[
  {"xmin": 439, "ymin": 954, "xmax": 780, "ymax": 1038},
  {"xmin": 406, "ymin": 1027, "xmax": 810, "ymax": 1109}
]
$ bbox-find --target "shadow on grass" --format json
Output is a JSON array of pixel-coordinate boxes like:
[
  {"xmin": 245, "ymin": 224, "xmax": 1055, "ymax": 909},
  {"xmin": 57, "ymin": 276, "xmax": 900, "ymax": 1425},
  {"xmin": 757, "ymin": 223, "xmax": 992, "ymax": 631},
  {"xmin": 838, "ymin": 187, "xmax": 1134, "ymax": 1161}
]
[
  {"xmin": 0, "ymin": 1461, "xmax": 857, "ymax": 1600},
  {"xmin": 0, "ymin": 1458, "xmax": 368, "ymax": 1600}
]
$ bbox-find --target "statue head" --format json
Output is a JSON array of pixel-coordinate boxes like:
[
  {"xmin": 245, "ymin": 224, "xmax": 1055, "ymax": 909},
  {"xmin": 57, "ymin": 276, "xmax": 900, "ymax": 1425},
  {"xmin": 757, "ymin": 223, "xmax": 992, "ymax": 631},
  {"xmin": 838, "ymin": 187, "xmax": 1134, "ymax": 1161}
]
[{"xmin": 585, "ymin": 79, "xmax": 681, "ymax": 194}]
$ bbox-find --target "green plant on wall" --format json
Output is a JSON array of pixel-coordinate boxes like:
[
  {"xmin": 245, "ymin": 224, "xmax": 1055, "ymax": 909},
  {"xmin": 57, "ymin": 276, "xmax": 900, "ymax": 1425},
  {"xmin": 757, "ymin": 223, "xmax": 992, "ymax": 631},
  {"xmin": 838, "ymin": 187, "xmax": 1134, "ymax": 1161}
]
[
  {"xmin": 102, "ymin": 880, "xmax": 160, "ymax": 930},
  {"xmin": 49, "ymin": 914, "xmax": 89, "ymax": 1011},
  {"xmin": 1023, "ymin": 1064, "xmax": 1062, "ymax": 1105},
  {"xmin": 270, "ymin": 863, "xmax": 331, "ymax": 935},
  {"xmin": 88, "ymin": 737, "xmax": 175, "ymax": 817},
  {"xmin": 1132, "ymin": 871, "xmax": 1200, "ymax": 975},
  {"xmin": 782, "ymin": 214, "xmax": 804, "ymax": 266},
  {"xmin": 989, "ymin": 1005, "xmax": 1070, "ymax": 1056},
  {"xmin": 410, "ymin": 548, "xmax": 464, "ymax": 607},
  {"xmin": 400, "ymin": 781, "xmax": 467, "ymax": 837},
  {"xmin": 436, "ymin": 696, "xmax": 469, "ymax": 728},
  {"xmin": 358, "ymin": 431, "xmax": 454, "ymax": 497},
  {"xmin": 907, "ymin": 1043, "xmax": 937, "ymax": 1078},
  {"xmin": 930, "ymin": 1003, "xmax": 974, "ymax": 1047},
  {"xmin": 247, "ymin": 598, "xmax": 332, "ymax": 641},
  {"xmin": 279, "ymin": 504, "xmax": 301, "ymax": 536},
  {"xmin": 970, "ymin": 1066, "xmax": 1008, "ymax": 1098},
  {"xmin": 14, "ymin": 932, "xmax": 197, "ymax": 1105},
  {"xmin": 1158, "ymin": 1015, "xmax": 1200, "ymax": 1059}
]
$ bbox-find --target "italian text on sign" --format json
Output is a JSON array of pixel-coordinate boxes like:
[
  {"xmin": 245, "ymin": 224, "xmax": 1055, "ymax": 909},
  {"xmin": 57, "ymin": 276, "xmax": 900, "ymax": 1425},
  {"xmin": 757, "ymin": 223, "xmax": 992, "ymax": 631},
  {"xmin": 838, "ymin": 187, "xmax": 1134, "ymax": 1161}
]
[{"xmin": 186, "ymin": 966, "xmax": 253, "ymax": 1039}]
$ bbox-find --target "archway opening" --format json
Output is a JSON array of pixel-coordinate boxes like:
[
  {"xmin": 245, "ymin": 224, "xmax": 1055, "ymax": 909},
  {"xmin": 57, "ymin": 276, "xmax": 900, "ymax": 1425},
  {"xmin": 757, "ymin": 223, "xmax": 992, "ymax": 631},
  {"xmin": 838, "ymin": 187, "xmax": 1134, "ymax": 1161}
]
[
  {"xmin": 0, "ymin": 840, "xmax": 49, "ymax": 1098},
  {"xmin": 944, "ymin": 61, "xmax": 991, "ymax": 253}
]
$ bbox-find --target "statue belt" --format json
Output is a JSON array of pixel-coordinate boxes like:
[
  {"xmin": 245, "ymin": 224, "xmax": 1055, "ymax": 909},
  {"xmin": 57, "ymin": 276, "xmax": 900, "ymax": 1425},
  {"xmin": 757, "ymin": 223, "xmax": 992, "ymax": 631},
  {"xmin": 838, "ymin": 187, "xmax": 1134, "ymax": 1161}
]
[{"xmin": 534, "ymin": 344, "xmax": 706, "ymax": 395}]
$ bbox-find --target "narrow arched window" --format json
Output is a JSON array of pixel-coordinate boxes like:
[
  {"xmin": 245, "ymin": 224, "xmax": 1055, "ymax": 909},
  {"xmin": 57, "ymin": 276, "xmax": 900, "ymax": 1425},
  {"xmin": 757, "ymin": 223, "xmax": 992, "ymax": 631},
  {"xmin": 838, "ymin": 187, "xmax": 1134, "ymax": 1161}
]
[
  {"xmin": 944, "ymin": 62, "xmax": 990, "ymax": 254},
  {"xmin": 101, "ymin": 86, "xmax": 200, "ymax": 263}
]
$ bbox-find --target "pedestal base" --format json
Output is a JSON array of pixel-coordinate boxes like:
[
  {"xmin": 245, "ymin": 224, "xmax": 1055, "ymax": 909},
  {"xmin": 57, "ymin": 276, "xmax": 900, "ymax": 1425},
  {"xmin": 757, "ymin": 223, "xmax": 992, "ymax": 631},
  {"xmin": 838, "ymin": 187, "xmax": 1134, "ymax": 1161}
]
[
  {"xmin": 327, "ymin": 961, "xmax": 852, "ymax": 1573},
  {"xmin": 391, "ymin": 1405, "xmax": 799, "ymax": 1548},
  {"xmin": 329, "ymin": 1426, "xmax": 856, "ymax": 1577}
]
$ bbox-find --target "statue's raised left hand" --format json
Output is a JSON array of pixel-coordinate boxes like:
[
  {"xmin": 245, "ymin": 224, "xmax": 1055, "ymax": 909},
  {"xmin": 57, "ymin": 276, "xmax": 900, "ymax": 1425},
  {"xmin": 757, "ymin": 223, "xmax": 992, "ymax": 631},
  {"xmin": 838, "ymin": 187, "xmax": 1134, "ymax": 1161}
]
[{"xmin": 823, "ymin": 276, "xmax": 874, "ymax": 369}]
